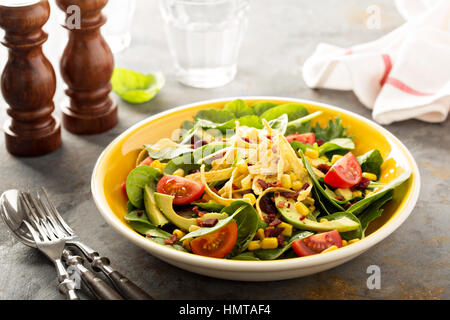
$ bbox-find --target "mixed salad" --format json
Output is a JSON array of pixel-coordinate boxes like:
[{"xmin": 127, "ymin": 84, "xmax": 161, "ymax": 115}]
[{"xmin": 122, "ymin": 100, "xmax": 411, "ymax": 260}]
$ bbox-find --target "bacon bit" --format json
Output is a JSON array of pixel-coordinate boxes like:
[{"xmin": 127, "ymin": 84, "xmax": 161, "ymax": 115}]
[
  {"xmin": 317, "ymin": 164, "xmax": 331, "ymax": 174},
  {"xmin": 164, "ymin": 234, "xmax": 178, "ymax": 245},
  {"xmin": 192, "ymin": 206, "xmax": 207, "ymax": 217},
  {"xmin": 264, "ymin": 227, "xmax": 284, "ymax": 238},
  {"xmin": 248, "ymin": 163, "xmax": 254, "ymax": 166},
  {"xmin": 241, "ymin": 137, "xmax": 250, "ymax": 143},
  {"xmin": 351, "ymin": 177, "xmax": 370, "ymax": 191},
  {"xmin": 260, "ymin": 196, "xmax": 278, "ymax": 216},
  {"xmin": 198, "ymin": 218, "xmax": 218, "ymax": 228},
  {"xmin": 209, "ymin": 185, "xmax": 220, "ymax": 195},
  {"xmin": 210, "ymin": 152, "xmax": 226, "ymax": 161},
  {"xmin": 287, "ymin": 203, "xmax": 291, "ymax": 208},
  {"xmin": 277, "ymin": 234, "xmax": 285, "ymax": 246},
  {"xmin": 137, "ymin": 211, "xmax": 143, "ymax": 216},
  {"xmin": 301, "ymin": 183, "xmax": 310, "ymax": 191},
  {"xmin": 316, "ymin": 139, "xmax": 325, "ymax": 146},
  {"xmin": 344, "ymin": 202, "xmax": 352, "ymax": 210},
  {"xmin": 299, "ymin": 215, "xmax": 306, "ymax": 221},
  {"xmin": 264, "ymin": 213, "xmax": 277, "ymax": 224},
  {"xmin": 280, "ymin": 191, "xmax": 299, "ymax": 199},
  {"xmin": 257, "ymin": 179, "xmax": 269, "ymax": 189},
  {"xmin": 268, "ymin": 181, "xmax": 282, "ymax": 188},
  {"xmin": 266, "ymin": 135, "xmax": 273, "ymax": 140},
  {"xmin": 269, "ymin": 218, "xmax": 282, "ymax": 226},
  {"xmin": 276, "ymin": 201, "xmax": 286, "ymax": 209},
  {"xmin": 335, "ymin": 195, "xmax": 345, "ymax": 201}
]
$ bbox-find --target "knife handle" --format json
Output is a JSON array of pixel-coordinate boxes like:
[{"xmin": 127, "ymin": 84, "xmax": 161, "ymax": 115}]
[
  {"xmin": 81, "ymin": 268, "xmax": 123, "ymax": 300},
  {"xmin": 107, "ymin": 270, "xmax": 153, "ymax": 300}
]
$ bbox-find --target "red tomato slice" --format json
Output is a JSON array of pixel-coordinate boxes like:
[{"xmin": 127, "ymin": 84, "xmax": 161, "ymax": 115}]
[
  {"xmin": 190, "ymin": 221, "xmax": 238, "ymax": 258},
  {"xmin": 138, "ymin": 156, "xmax": 153, "ymax": 167},
  {"xmin": 292, "ymin": 230, "xmax": 342, "ymax": 257},
  {"xmin": 286, "ymin": 132, "xmax": 315, "ymax": 145},
  {"xmin": 324, "ymin": 152, "xmax": 362, "ymax": 188},
  {"xmin": 156, "ymin": 175, "xmax": 205, "ymax": 205}
]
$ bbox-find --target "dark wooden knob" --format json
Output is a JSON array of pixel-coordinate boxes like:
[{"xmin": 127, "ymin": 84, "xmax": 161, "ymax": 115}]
[
  {"xmin": 57, "ymin": 0, "xmax": 118, "ymax": 135},
  {"xmin": 0, "ymin": 0, "xmax": 61, "ymax": 157}
]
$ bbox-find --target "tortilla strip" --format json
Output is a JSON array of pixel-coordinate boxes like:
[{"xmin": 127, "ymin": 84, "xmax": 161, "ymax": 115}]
[
  {"xmin": 277, "ymin": 134, "xmax": 307, "ymax": 181},
  {"xmin": 185, "ymin": 167, "xmax": 234, "ymax": 183}
]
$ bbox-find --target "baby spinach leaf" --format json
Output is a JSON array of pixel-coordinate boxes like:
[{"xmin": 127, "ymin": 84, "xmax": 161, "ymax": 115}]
[
  {"xmin": 357, "ymin": 149, "xmax": 383, "ymax": 177},
  {"xmin": 231, "ymin": 252, "xmax": 260, "ymax": 260},
  {"xmin": 260, "ymin": 103, "xmax": 309, "ymax": 122},
  {"xmin": 194, "ymin": 109, "xmax": 235, "ymax": 123},
  {"xmin": 222, "ymin": 201, "xmax": 260, "ymax": 257},
  {"xmin": 323, "ymin": 211, "xmax": 362, "ymax": 241},
  {"xmin": 224, "ymin": 99, "xmax": 254, "ymax": 117},
  {"xmin": 126, "ymin": 166, "xmax": 162, "ymax": 208},
  {"xmin": 318, "ymin": 138, "xmax": 355, "ymax": 156},
  {"xmin": 253, "ymin": 231, "xmax": 313, "ymax": 260},
  {"xmin": 298, "ymin": 149, "xmax": 346, "ymax": 212},
  {"xmin": 145, "ymin": 145, "xmax": 193, "ymax": 161},
  {"xmin": 191, "ymin": 201, "xmax": 225, "ymax": 212},
  {"xmin": 313, "ymin": 116, "xmax": 351, "ymax": 141},
  {"xmin": 286, "ymin": 111, "xmax": 322, "ymax": 135},
  {"xmin": 251, "ymin": 101, "xmax": 278, "ymax": 115},
  {"xmin": 125, "ymin": 210, "xmax": 172, "ymax": 238},
  {"xmin": 150, "ymin": 237, "xmax": 187, "ymax": 252},
  {"xmin": 347, "ymin": 170, "xmax": 411, "ymax": 215},
  {"xmin": 111, "ymin": 68, "xmax": 164, "ymax": 104},
  {"xmin": 359, "ymin": 189, "xmax": 394, "ymax": 235}
]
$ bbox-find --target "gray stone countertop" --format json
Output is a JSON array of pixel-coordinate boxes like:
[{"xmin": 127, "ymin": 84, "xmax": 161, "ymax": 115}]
[{"xmin": 0, "ymin": 0, "xmax": 448, "ymax": 300}]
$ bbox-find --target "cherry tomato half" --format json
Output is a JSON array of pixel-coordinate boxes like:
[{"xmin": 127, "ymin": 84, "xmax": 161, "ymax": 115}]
[
  {"xmin": 138, "ymin": 156, "xmax": 153, "ymax": 167},
  {"xmin": 190, "ymin": 221, "xmax": 238, "ymax": 258},
  {"xmin": 121, "ymin": 182, "xmax": 128, "ymax": 200},
  {"xmin": 292, "ymin": 230, "xmax": 342, "ymax": 257},
  {"xmin": 324, "ymin": 152, "xmax": 362, "ymax": 188},
  {"xmin": 286, "ymin": 132, "xmax": 315, "ymax": 145},
  {"xmin": 156, "ymin": 175, "xmax": 205, "ymax": 205}
]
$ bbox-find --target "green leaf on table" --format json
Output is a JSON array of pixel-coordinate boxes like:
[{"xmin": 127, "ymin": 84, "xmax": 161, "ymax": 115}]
[
  {"xmin": 313, "ymin": 116, "xmax": 351, "ymax": 141},
  {"xmin": 357, "ymin": 149, "xmax": 383, "ymax": 177},
  {"xmin": 111, "ymin": 68, "xmax": 164, "ymax": 104},
  {"xmin": 224, "ymin": 99, "xmax": 255, "ymax": 117}
]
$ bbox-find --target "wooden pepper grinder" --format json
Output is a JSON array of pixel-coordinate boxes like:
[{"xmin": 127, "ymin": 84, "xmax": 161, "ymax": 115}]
[
  {"xmin": 0, "ymin": 0, "xmax": 61, "ymax": 156},
  {"xmin": 56, "ymin": 0, "xmax": 118, "ymax": 134}
]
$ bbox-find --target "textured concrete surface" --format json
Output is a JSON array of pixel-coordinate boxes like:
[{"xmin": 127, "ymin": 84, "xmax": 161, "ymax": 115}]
[{"xmin": 0, "ymin": 0, "xmax": 448, "ymax": 300}]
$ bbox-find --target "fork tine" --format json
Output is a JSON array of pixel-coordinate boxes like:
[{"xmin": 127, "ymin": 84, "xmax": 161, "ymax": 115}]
[
  {"xmin": 31, "ymin": 192, "xmax": 66, "ymax": 239},
  {"xmin": 21, "ymin": 192, "xmax": 51, "ymax": 242},
  {"xmin": 39, "ymin": 187, "xmax": 74, "ymax": 236},
  {"xmin": 23, "ymin": 220, "xmax": 42, "ymax": 243},
  {"xmin": 27, "ymin": 194, "xmax": 59, "ymax": 241}
]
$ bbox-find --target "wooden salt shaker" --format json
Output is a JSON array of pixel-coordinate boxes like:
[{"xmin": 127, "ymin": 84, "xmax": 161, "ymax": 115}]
[
  {"xmin": 0, "ymin": 0, "xmax": 61, "ymax": 156},
  {"xmin": 57, "ymin": 0, "xmax": 118, "ymax": 135}
]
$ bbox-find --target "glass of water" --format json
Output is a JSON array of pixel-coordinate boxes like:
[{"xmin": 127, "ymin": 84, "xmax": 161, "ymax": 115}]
[
  {"xmin": 159, "ymin": 0, "xmax": 250, "ymax": 88},
  {"xmin": 103, "ymin": 0, "xmax": 136, "ymax": 53}
]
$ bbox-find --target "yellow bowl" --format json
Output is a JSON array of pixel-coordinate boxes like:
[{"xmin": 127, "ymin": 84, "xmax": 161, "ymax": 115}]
[{"xmin": 91, "ymin": 97, "xmax": 420, "ymax": 281}]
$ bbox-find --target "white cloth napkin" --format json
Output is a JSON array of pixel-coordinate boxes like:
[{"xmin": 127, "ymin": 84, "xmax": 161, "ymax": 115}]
[{"xmin": 302, "ymin": 0, "xmax": 450, "ymax": 125}]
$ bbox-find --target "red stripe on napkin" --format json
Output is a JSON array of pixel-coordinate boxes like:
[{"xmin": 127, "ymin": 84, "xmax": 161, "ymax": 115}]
[
  {"xmin": 385, "ymin": 77, "xmax": 434, "ymax": 96},
  {"xmin": 379, "ymin": 54, "xmax": 392, "ymax": 86}
]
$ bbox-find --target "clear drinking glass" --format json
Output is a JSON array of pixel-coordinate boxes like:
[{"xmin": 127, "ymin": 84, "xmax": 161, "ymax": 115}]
[
  {"xmin": 159, "ymin": 0, "xmax": 250, "ymax": 88},
  {"xmin": 102, "ymin": 0, "xmax": 136, "ymax": 53}
]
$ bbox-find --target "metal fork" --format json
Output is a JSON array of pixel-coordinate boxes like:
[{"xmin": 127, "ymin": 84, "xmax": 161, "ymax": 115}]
[
  {"xmin": 20, "ymin": 192, "xmax": 80, "ymax": 300},
  {"xmin": 37, "ymin": 188, "xmax": 152, "ymax": 300},
  {"xmin": 23, "ymin": 191, "xmax": 123, "ymax": 300}
]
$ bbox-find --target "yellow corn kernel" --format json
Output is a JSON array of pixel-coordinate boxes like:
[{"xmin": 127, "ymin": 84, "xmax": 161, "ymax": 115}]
[
  {"xmin": 309, "ymin": 205, "xmax": 316, "ymax": 212},
  {"xmin": 289, "ymin": 173, "xmax": 297, "ymax": 182},
  {"xmin": 292, "ymin": 180, "xmax": 303, "ymax": 191},
  {"xmin": 320, "ymin": 156, "xmax": 329, "ymax": 162},
  {"xmin": 188, "ymin": 225, "xmax": 201, "ymax": 233},
  {"xmin": 280, "ymin": 174, "xmax": 292, "ymax": 189},
  {"xmin": 348, "ymin": 238, "xmax": 360, "ymax": 244},
  {"xmin": 279, "ymin": 222, "xmax": 293, "ymax": 237},
  {"xmin": 243, "ymin": 193, "xmax": 256, "ymax": 205},
  {"xmin": 304, "ymin": 197, "xmax": 315, "ymax": 206},
  {"xmin": 321, "ymin": 245, "xmax": 338, "ymax": 253},
  {"xmin": 261, "ymin": 237, "xmax": 278, "ymax": 249},
  {"xmin": 182, "ymin": 238, "xmax": 192, "ymax": 251},
  {"xmin": 331, "ymin": 154, "xmax": 343, "ymax": 165},
  {"xmin": 295, "ymin": 202, "xmax": 310, "ymax": 216},
  {"xmin": 172, "ymin": 168, "xmax": 185, "ymax": 177},
  {"xmin": 173, "ymin": 229, "xmax": 185, "ymax": 239},
  {"xmin": 305, "ymin": 148, "xmax": 319, "ymax": 159},
  {"xmin": 362, "ymin": 172, "xmax": 377, "ymax": 181},
  {"xmin": 248, "ymin": 240, "xmax": 261, "ymax": 251},
  {"xmin": 159, "ymin": 162, "xmax": 167, "ymax": 169},
  {"xmin": 320, "ymin": 218, "xmax": 328, "ymax": 223},
  {"xmin": 352, "ymin": 190, "xmax": 363, "ymax": 198},
  {"xmin": 150, "ymin": 160, "xmax": 161, "ymax": 168},
  {"xmin": 342, "ymin": 240, "xmax": 348, "ymax": 247},
  {"xmin": 365, "ymin": 190, "xmax": 374, "ymax": 198},
  {"xmin": 256, "ymin": 228, "xmax": 265, "ymax": 240}
]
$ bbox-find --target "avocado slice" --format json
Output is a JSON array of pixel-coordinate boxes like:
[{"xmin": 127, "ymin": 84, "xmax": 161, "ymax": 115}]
[
  {"xmin": 274, "ymin": 195, "xmax": 359, "ymax": 232},
  {"xmin": 144, "ymin": 185, "xmax": 169, "ymax": 227},
  {"xmin": 335, "ymin": 188, "xmax": 352, "ymax": 201},
  {"xmin": 154, "ymin": 192, "xmax": 229, "ymax": 231}
]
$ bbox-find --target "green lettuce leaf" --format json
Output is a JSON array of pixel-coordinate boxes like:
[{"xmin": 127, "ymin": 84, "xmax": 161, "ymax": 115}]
[
  {"xmin": 357, "ymin": 149, "xmax": 383, "ymax": 177},
  {"xmin": 251, "ymin": 101, "xmax": 278, "ymax": 115},
  {"xmin": 313, "ymin": 116, "xmax": 351, "ymax": 141},
  {"xmin": 111, "ymin": 68, "xmax": 164, "ymax": 104},
  {"xmin": 224, "ymin": 99, "xmax": 255, "ymax": 117}
]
